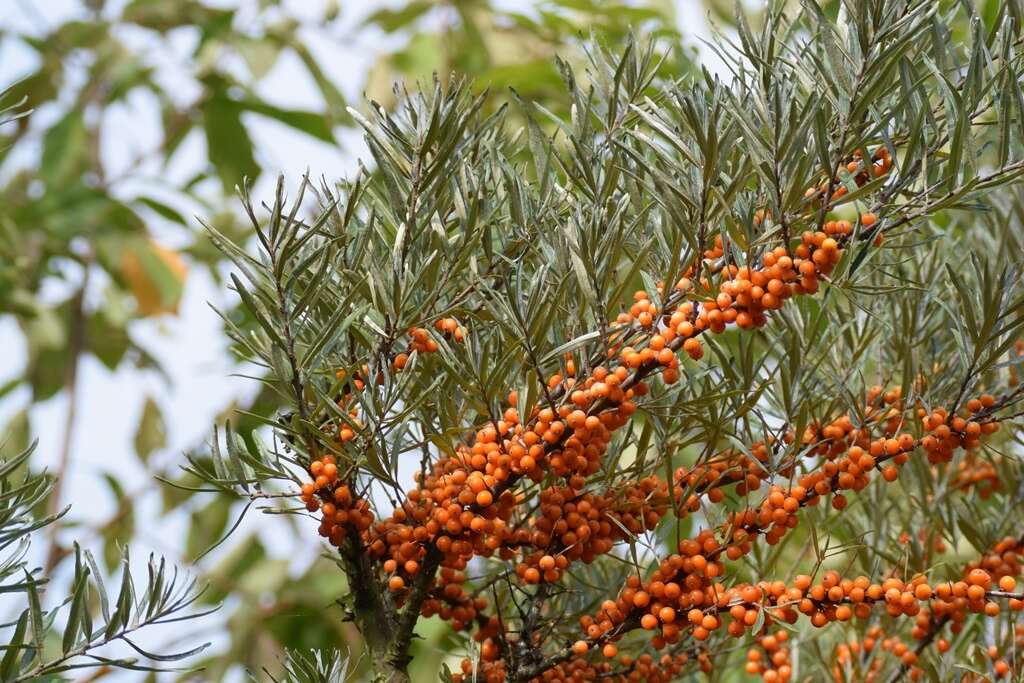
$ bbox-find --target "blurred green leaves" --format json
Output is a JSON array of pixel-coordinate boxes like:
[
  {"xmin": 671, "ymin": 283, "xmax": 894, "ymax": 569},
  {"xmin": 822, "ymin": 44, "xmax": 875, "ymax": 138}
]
[
  {"xmin": 134, "ymin": 396, "xmax": 167, "ymax": 463},
  {"xmin": 203, "ymin": 88, "xmax": 261, "ymax": 193},
  {"xmin": 39, "ymin": 111, "xmax": 88, "ymax": 187}
]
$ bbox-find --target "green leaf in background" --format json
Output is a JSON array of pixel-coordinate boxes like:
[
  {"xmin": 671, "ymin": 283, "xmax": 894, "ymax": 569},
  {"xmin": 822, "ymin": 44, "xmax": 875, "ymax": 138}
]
[
  {"xmin": 86, "ymin": 304, "xmax": 131, "ymax": 370},
  {"xmin": 239, "ymin": 98, "xmax": 335, "ymax": 143},
  {"xmin": 53, "ymin": 20, "xmax": 110, "ymax": 50},
  {"xmin": 364, "ymin": 1, "xmax": 434, "ymax": 33},
  {"xmin": 123, "ymin": 0, "xmax": 232, "ymax": 33},
  {"xmin": 0, "ymin": 409, "xmax": 30, "ymax": 458},
  {"xmin": 389, "ymin": 33, "xmax": 445, "ymax": 80},
  {"xmin": 202, "ymin": 534, "xmax": 267, "ymax": 604},
  {"xmin": 113, "ymin": 237, "xmax": 188, "ymax": 316},
  {"xmin": 123, "ymin": 0, "xmax": 194, "ymax": 29},
  {"xmin": 158, "ymin": 462, "xmax": 207, "ymax": 512},
  {"xmin": 290, "ymin": 43, "xmax": 350, "ymax": 123},
  {"xmin": 1, "ymin": 68, "xmax": 58, "ymax": 114},
  {"xmin": 237, "ymin": 38, "xmax": 281, "ymax": 79},
  {"xmin": 40, "ymin": 110, "xmax": 89, "ymax": 186},
  {"xmin": 134, "ymin": 396, "xmax": 167, "ymax": 463},
  {"xmin": 37, "ymin": 186, "xmax": 146, "ymax": 239},
  {"xmin": 28, "ymin": 346, "xmax": 70, "ymax": 402},
  {"xmin": 202, "ymin": 91, "xmax": 260, "ymax": 192},
  {"xmin": 100, "ymin": 473, "xmax": 136, "ymax": 572},
  {"xmin": 186, "ymin": 495, "xmax": 232, "ymax": 561},
  {"xmin": 135, "ymin": 196, "xmax": 189, "ymax": 226}
]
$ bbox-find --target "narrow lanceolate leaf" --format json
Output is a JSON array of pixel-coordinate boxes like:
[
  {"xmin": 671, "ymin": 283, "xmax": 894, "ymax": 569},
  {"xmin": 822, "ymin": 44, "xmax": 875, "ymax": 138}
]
[
  {"xmin": 24, "ymin": 571, "xmax": 44, "ymax": 661},
  {"xmin": 106, "ymin": 555, "xmax": 134, "ymax": 640},
  {"xmin": 0, "ymin": 609, "xmax": 29, "ymax": 678},
  {"xmin": 62, "ymin": 563, "xmax": 90, "ymax": 654}
]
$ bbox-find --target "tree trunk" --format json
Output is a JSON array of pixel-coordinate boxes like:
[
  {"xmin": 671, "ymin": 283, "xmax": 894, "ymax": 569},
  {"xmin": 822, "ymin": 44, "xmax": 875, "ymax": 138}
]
[
  {"xmin": 370, "ymin": 662, "xmax": 411, "ymax": 683},
  {"xmin": 337, "ymin": 531, "xmax": 411, "ymax": 681}
]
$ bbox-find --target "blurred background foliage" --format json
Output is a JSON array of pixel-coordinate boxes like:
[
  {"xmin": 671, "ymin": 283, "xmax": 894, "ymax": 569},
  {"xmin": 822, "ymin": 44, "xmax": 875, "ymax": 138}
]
[{"xmin": 0, "ymin": 0, "xmax": 701, "ymax": 679}]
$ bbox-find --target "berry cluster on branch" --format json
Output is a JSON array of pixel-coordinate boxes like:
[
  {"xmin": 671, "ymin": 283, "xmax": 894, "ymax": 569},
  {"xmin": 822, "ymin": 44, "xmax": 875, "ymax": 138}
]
[{"xmin": 285, "ymin": 138, "xmax": 1019, "ymax": 682}]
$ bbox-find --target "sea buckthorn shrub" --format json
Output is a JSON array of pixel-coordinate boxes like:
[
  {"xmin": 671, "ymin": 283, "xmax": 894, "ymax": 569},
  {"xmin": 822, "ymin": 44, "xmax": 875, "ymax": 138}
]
[{"xmin": 204, "ymin": 2, "xmax": 1024, "ymax": 681}]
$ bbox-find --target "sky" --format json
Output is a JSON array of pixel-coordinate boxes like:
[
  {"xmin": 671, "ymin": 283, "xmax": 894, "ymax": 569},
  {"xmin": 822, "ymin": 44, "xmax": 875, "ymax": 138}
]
[{"xmin": 0, "ymin": 0, "xmax": 725, "ymax": 678}]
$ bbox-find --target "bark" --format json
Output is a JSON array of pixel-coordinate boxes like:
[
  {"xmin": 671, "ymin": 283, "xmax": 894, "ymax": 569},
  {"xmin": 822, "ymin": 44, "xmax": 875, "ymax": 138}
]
[{"xmin": 337, "ymin": 528, "xmax": 411, "ymax": 680}]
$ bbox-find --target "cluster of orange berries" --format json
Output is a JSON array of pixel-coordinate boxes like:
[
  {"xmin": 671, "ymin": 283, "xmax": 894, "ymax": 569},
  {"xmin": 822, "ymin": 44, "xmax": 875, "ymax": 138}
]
[
  {"xmin": 833, "ymin": 627, "xmax": 919, "ymax": 682},
  {"xmin": 298, "ymin": 459, "xmax": 375, "ymax": 546},
  {"xmin": 918, "ymin": 394, "xmax": 1000, "ymax": 462},
  {"xmin": 508, "ymin": 380, "xmax": 638, "ymax": 482},
  {"xmin": 521, "ymin": 652, "xmax": 692, "ymax": 683},
  {"xmin": 804, "ymin": 146, "xmax": 893, "ymax": 202},
  {"xmin": 315, "ymin": 205, "xmax": 879, "ymax": 629},
  {"xmin": 367, "ymin": 451, "xmax": 516, "ymax": 588},
  {"xmin": 435, "ymin": 317, "xmax": 466, "ymax": 341},
  {"xmin": 587, "ymin": 563, "xmax": 1021, "ymax": 679},
  {"xmin": 672, "ymin": 439, "xmax": 779, "ymax": 512},
  {"xmin": 393, "ymin": 325, "xmax": 440, "ymax": 370},
  {"xmin": 418, "ymin": 574, "xmax": 490, "ymax": 631},
  {"xmin": 753, "ymin": 569, "xmax": 1015, "ymax": 629},
  {"xmin": 560, "ymin": 388, "xmax": 1010, "ymax": 664},
  {"xmin": 728, "ymin": 392, "xmax": 1004, "ymax": 547},
  {"xmin": 392, "ymin": 319, "xmax": 468, "ymax": 370},
  {"xmin": 515, "ymin": 478, "xmax": 670, "ymax": 584},
  {"xmin": 361, "ymin": 373, "xmax": 639, "ymax": 624},
  {"xmin": 355, "ymin": 355, "xmax": 649, "ymax": 632},
  {"xmin": 608, "ymin": 224, "xmax": 848, "ymax": 375},
  {"xmin": 578, "ymin": 530, "xmax": 729, "ymax": 651},
  {"xmin": 912, "ymin": 535, "xmax": 1024, "ymax": 644},
  {"xmin": 745, "ymin": 629, "xmax": 792, "ymax": 683},
  {"xmin": 670, "ymin": 384, "xmax": 912, "ymax": 517},
  {"xmin": 952, "ymin": 452, "xmax": 1000, "ymax": 498},
  {"xmin": 633, "ymin": 383, "xmax": 913, "ymax": 526},
  {"xmin": 956, "ymin": 625, "xmax": 1024, "ymax": 680}
]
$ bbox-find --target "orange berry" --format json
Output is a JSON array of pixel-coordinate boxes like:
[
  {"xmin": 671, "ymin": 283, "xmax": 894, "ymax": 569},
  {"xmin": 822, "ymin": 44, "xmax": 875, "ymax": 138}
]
[
  {"xmin": 967, "ymin": 569, "xmax": 992, "ymax": 589},
  {"xmin": 683, "ymin": 337, "xmax": 703, "ymax": 360}
]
